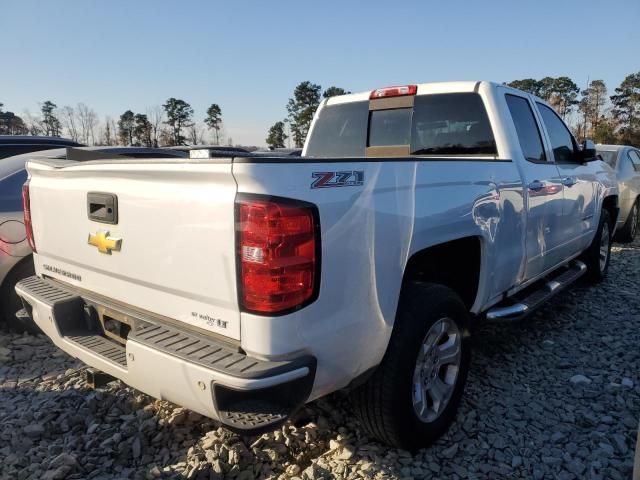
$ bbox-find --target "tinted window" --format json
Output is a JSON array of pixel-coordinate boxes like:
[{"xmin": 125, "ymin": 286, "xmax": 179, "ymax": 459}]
[
  {"xmin": 368, "ymin": 108, "xmax": 412, "ymax": 147},
  {"xmin": 305, "ymin": 101, "xmax": 368, "ymax": 157},
  {"xmin": 537, "ymin": 103, "xmax": 576, "ymax": 163},
  {"xmin": 505, "ymin": 95, "xmax": 546, "ymax": 162},
  {"xmin": 411, "ymin": 93, "xmax": 496, "ymax": 155},
  {"xmin": 629, "ymin": 151, "xmax": 640, "ymax": 172},
  {"xmin": 597, "ymin": 150, "xmax": 618, "ymax": 168}
]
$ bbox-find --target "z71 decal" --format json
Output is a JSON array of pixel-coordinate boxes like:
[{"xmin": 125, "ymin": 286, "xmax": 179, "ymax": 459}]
[{"xmin": 311, "ymin": 171, "xmax": 364, "ymax": 189}]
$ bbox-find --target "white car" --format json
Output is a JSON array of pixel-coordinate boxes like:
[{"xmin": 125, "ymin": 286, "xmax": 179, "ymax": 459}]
[
  {"xmin": 16, "ymin": 81, "xmax": 618, "ymax": 448},
  {"xmin": 597, "ymin": 145, "xmax": 640, "ymax": 242}
]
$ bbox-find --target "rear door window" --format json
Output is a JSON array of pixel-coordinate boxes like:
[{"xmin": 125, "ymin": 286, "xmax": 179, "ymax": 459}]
[
  {"xmin": 410, "ymin": 93, "xmax": 497, "ymax": 155},
  {"xmin": 304, "ymin": 101, "xmax": 368, "ymax": 157},
  {"xmin": 505, "ymin": 94, "xmax": 546, "ymax": 162}
]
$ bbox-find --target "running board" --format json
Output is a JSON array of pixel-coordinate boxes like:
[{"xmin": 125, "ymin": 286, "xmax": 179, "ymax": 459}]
[{"xmin": 486, "ymin": 260, "xmax": 586, "ymax": 321}]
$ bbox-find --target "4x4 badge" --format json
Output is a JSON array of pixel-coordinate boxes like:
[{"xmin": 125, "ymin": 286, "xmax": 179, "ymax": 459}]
[{"xmin": 88, "ymin": 231, "xmax": 122, "ymax": 254}]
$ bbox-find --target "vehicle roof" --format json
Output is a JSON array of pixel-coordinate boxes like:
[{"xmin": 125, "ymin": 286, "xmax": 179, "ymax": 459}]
[
  {"xmin": 324, "ymin": 80, "xmax": 511, "ymax": 106},
  {"xmin": 596, "ymin": 144, "xmax": 635, "ymax": 151},
  {"xmin": 0, "ymin": 135, "xmax": 82, "ymax": 146}
]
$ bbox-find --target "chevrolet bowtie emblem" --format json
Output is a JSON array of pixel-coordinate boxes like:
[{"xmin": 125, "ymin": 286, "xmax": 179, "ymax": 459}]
[{"xmin": 88, "ymin": 231, "xmax": 122, "ymax": 254}]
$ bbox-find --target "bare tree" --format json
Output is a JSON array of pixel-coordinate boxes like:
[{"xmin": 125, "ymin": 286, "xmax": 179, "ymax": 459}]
[
  {"xmin": 102, "ymin": 116, "xmax": 118, "ymax": 146},
  {"xmin": 77, "ymin": 103, "xmax": 98, "ymax": 145},
  {"xmin": 187, "ymin": 122, "xmax": 206, "ymax": 145},
  {"xmin": 147, "ymin": 106, "xmax": 165, "ymax": 147},
  {"xmin": 21, "ymin": 110, "xmax": 43, "ymax": 136},
  {"xmin": 60, "ymin": 106, "xmax": 79, "ymax": 142}
]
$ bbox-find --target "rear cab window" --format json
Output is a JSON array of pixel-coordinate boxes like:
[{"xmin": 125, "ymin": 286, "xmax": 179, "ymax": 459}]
[
  {"xmin": 305, "ymin": 93, "xmax": 497, "ymax": 158},
  {"xmin": 304, "ymin": 102, "xmax": 368, "ymax": 157}
]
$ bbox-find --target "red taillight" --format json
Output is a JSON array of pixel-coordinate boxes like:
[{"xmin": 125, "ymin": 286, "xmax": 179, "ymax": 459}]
[
  {"xmin": 236, "ymin": 196, "xmax": 319, "ymax": 314},
  {"xmin": 370, "ymin": 84, "xmax": 418, "ymax": 99},
  {"xmin": 22, "ymin": 182, "xmax": 36, "ymax": 252}
]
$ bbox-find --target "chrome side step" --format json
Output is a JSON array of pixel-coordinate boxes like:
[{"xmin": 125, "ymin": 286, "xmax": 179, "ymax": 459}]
[{"xmin": 486, "ymin": 260, "xmax": 586, "ymax": 321}]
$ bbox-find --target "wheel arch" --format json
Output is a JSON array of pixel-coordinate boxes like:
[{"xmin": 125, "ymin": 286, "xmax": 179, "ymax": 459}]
[{"xmin": 401, "ymin": 236, "xmax": 483, "ymax": 313}]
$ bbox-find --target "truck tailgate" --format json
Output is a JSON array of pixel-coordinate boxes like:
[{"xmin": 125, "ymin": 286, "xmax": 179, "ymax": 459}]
[{"xmin": 26, "ymin": 159, "xmax": 240, "ymax": 340}]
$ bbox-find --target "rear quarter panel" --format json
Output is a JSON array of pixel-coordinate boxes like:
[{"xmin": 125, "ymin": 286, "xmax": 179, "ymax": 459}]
[{"xmin": 233, "ymin": 157, "xmax": 524, "ymax": 399}]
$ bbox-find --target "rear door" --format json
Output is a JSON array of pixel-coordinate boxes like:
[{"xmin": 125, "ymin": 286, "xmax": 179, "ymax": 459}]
[
  {"xmin": 535, "ymin": 102, "xmax": 597, "ymax": 257},
  {"xmin": 504, "ymin": 93, "xmax": 565, "ymax": 280}
]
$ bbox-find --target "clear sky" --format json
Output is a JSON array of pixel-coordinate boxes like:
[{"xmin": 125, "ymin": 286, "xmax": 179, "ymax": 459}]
[{"xmin": 1, "ymin": 0, "xmax": 639, "ymax": 146}]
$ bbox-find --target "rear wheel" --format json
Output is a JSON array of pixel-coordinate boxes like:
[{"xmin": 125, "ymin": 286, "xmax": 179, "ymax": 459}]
[
  {"xmin": 350, "ymin": 283, "xmax": 471, "ymax": 449},
  {"xmin": 616, "ymin": 200, "xmax": 639, "ymax": 243},
  {"xmin": 582, "ymin": 209, "xmax": 612, "ymax": 283},
  {"xmin": 0, "ymin": 256, "xmax": 39, "ymax": 334}
]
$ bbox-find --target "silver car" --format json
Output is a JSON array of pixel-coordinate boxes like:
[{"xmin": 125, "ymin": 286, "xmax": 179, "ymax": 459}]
[
  {"xmin": 597, "ymin": 144, "xmax": 640, "ymax": 242},
  {"xmin": 0, "ymin": 146, "xmax": 187, "ymax": 332}
]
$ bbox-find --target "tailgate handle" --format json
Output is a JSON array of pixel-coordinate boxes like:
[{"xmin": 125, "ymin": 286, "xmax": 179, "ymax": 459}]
[{"xmin": 87, "ymin": 192, "xmax": 118, "ymax": 224}]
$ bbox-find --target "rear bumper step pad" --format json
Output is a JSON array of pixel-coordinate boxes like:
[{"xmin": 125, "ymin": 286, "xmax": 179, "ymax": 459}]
[{"xmin": 16, "ymin": 275, "xmax": 315, "ymax": 434}]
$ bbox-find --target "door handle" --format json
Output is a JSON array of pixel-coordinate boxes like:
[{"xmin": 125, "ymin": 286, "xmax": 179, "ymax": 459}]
[
  {"xmin": 87, "ymin": 192, "xmax": 118, "ymax": 224},
  {"xmin": 528, "ymin": 180, "xmax": 545, "ymax": 191},
  {"xmin": 562, "ymin": 177, "xmax": 577, "ymax": 187}
]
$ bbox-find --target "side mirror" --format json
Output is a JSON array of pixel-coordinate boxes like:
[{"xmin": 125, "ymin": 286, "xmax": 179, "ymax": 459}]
[{"xmin": 580, "ymin": 139, "xmax": 598, "ymax": 162}]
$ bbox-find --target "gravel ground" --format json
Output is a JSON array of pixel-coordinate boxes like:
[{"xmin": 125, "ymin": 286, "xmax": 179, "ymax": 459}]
[{"xmin": 1, "ymin": 239, "xmax": 639, "ymax": 480}]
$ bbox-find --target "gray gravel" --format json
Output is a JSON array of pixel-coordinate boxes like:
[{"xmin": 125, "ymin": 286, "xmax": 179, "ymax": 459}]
[{"xmin": 1, "ymin": 239, "xmax": 639, "ymax": 479}]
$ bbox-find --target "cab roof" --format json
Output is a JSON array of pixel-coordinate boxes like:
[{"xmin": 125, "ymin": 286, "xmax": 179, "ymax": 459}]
[{"xmin": 324, "ymin": 81, "xmax": 506, "ymax": 106}]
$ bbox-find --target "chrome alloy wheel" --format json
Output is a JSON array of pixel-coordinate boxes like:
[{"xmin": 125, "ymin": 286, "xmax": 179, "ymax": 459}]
[
  {"xmin": 412, "ymin": 317, "xmax": 462, "ymax": 423},
  {"xmin": 600, "ymin": 221, "xmax": 611, "ymax": 272}
]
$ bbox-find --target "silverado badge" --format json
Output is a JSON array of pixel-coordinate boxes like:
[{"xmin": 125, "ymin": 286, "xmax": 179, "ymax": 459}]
[{"xmin": 88, "ymin": 231, "xmax": 122, "ymax": 254}]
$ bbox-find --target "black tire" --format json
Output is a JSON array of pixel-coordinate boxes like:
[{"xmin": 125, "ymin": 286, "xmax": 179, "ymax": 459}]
[
  {"xmin": 581, "ymin": 209, "xmax": 612, "ymax": 284},
  {"xmin": 634, "ymin": 423, "xmax": 640, "ymax": 480},
  {"xmin": 350, "ymin": 282, "xmax": 471, "ymax": 450},
  {"xmin": 615, "ymin": 199, "xmax": 639, "ymax": 244},
  {"xmin": 0, "ymin": 256, "xmax": 39, "ymax": 334}
]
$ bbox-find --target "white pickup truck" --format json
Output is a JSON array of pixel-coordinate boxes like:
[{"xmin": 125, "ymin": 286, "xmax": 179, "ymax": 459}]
[{"xmin": 16, "ymin": 81, "xmax": 618, "ymax": 449}]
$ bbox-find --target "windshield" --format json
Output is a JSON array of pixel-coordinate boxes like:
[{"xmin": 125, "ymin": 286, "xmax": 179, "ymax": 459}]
[
  {"xmin": 305, "ymin": 93, "xmax": 496, "ymax": 157},
  {"xmin": 597, "ymin": 150, "xmax": 618, "ymax": 168}
]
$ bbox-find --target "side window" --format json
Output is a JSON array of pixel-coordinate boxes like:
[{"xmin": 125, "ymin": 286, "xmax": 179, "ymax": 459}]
[
  {"xmin": 629, "ymin": 151, "xmax": 640, "ymax": 172},
  {"xmin": 505, "ymin": 94, "xmax": 546, "ymax": 162},
  {"xmin": 536, "ymin": 103, "xmax": 577, "ymax": 163},
  {"xmin": 410, "ymin": 93, "xmax": 497, "ymax": 155}
]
